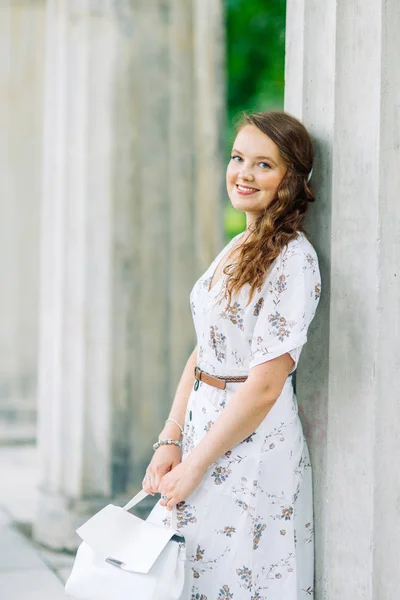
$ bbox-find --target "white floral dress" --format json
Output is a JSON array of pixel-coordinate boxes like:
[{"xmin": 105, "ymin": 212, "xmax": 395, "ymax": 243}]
[{"xmin": 147, "ymin": 231, "xmax": 321, "ymax": 600}]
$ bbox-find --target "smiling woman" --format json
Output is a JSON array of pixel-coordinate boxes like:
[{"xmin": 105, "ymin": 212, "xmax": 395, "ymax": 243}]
[
  {"xmin": 143, "ymin": 110, "xmax": 320, "ymax": 600},
  {"xmin": 227, "ymin": 125, "xmax": 288, "ymax": 208},
  {"xmin": 222, "ymin": 110, "xmax": 315, "ymax": 307}
]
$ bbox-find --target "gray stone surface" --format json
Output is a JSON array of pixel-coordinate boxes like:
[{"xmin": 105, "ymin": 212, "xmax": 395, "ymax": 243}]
[
  {"xmin": 0, "ymin": 444, "xmax": 39, "ymax": 525},
  {"xmin": 0, "ymin": 525, "xmax": 45, "ymax": 570},
  {"xmin": 57, "ymin": 567, "xmax": 74, "ymax": 585},
  {"xmin": 0, "ymin": 511, "xmax": 11, "ymax": 527},
  {"xmin": 285, "ymin": 0, "xmax": 400, "ymax": 598},
  {"xmin": 0, "ymin": 0, "xmax": 45, "ymax": 444},
  {"xmin": 0, "ymin": 445, "xmax": 73, "ymax": 598},
  {"xmin": 34, "ymin": 0, "xmax": 224, "ymax": 550},
  {"xmin": 0, "ymin": 569, "xmax": 66, "ymax": 600}
]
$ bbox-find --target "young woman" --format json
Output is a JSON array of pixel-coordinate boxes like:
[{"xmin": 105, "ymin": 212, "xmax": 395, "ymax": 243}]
[{"xmin": 143, "ymin": 110, "xmax": 321, "ymax": 599}]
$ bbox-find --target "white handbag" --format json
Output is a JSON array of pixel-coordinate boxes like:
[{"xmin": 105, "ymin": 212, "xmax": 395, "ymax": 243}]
[{"xmin": 65, "ymin": 489, "xmax": 186, "ymax": 600}]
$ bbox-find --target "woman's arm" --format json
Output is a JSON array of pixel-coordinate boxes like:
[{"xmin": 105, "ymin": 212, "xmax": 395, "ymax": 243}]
[
  {"xmin": 142, "ymin": 344, "xmax": 197, "ymax": 494},
  {"xmin": 159, "ymin": 352, "xmax": 294, "ymax": 509},
  {"xmin": 186, "ymin": 352, "xmax": 293, "ymax": 471},
  {"xmin": 158, "ymin": 344, "xmax": 197, "ymax": 440}
]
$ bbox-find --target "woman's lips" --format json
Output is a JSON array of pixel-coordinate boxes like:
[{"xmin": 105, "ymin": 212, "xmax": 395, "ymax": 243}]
[{"xmin": 236, "ymin": 184, "xmax": 260, "ymax": 196}]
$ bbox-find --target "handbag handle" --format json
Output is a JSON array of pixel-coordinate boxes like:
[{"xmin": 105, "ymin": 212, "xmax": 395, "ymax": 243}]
[
  {"xmin": 122, "ymin": 489, "xmax": 148, "ymax": 512},
  {"xmin": 122, "ymin": 489, "xmax": 178, "ymax": 531}
]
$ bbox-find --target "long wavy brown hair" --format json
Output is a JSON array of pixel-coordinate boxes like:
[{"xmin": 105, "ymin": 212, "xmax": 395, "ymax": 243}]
[{"xmin": 222, "ymin": 110, "xmax": 315, "ymax": 307}]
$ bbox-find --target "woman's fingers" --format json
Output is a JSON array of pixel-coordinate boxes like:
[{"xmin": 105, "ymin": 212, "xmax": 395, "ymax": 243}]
[
  {"xmin": 142, "ymin": 472, "xmax": 155, "ymax": 495},
  {"xmin": 143, "ymin": 469, "xmax": 167, "ymax": 495},
  {"xmin": 166, "ymin": 497, "xmax": 176, "ymax": 511},
  {"xmin": 143, "ymin": 448, "xmax": 181, "ymax": 495},
  {"xmin": 143, "ymin": 484, "xmax": 154, "ymax": 495},
  {"xmin": 159, "ymin": 486, "xmax": 177, "ymax": 510},
  {"xmin": 153, "ymin": 469, "xmax": 166, "ymax": 492},
  {"xmin": 143, "ymin": 449, "xmax": 181, "ymax": 496},
  {"xmin": 159, "ymin": 478, "xmax": 177, "ymax": 509},
  {"xmin": 156, "ymin": 462, "xmax": 175, "ymax": 491},
  {"xmin": 159, "ymin": 494, "xmax": 170, "ymax": 507},
  {"xmin": 159, "ymin": 482, "xmax": 168, "ymax": 506}
]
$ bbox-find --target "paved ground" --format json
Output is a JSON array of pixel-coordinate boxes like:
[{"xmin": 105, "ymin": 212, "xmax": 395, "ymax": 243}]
[{"xmin": 0, "ymin": 444, "xmax": 74, "ymax": 599}]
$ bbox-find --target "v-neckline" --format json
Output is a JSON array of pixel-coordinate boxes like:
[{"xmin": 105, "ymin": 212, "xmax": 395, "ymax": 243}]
[{"xmin": 207, "ymin": 231, "xmax": 246, "ymax": 293}]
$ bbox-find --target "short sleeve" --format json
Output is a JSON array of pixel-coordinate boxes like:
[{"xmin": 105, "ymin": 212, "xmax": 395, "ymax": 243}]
[{"xmin": 249, "ymin": 242, "xmax": 321, "ymax": 373}]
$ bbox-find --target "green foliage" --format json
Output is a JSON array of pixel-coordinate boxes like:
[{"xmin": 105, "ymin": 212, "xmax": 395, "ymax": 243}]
[
  {"xmin": 223, "ymin": 0, "xmax": 286, "ymax": 240},
  {"xmin": 226, "ymin": 0, "xmax": 286, "ymax": 127},
  {"xmin": 225, "ymin": 202, "xmax": 247, "ymax": 239}
]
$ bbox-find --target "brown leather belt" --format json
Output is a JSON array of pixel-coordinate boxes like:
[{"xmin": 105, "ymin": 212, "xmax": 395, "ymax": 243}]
[{"xmin": 193, "ymin": 366, "xmax": 248, "ymax": 391}]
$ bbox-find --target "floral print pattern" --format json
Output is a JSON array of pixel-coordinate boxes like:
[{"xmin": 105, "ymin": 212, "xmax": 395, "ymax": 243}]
[
  {"xmin": 304, "ymin": 253, "xmax": 317, "ymax": 273},
  {"xmin": 191, "ymin": 592, "xmax": 208, "ymax": 600},
  {"xmin": 217, "ymin": 525, "xmax": 236, "ymax": 537},
  {"xmin": 176, "ymin": 501, "xmax": 197, "ymax": 529},
  {"xmin": 209, "ymin": 325, "xmax": 227, "ymax": 362},
  {"xmin": 237, "ymin": 566, "xmax": 252, "ymax": 589},
  {"xmin": 253, "ymin": 520, "xmax": 267, "ymax": 550},
  {"xmin": 211, "ymin": 465, "xmax": 232, "ymax": 485},
  {"xmin": 219, "ymin": 301, "xmax": 245, "ymax": 330},
  {"xmin": 253, "ymin": 297, "xmax": 264, "ymax": 316},
  {"xmin": 268, "ymin": 311, "xmax": 297, "ymax": 342},
  {"xmin": 147, "ymin": 231, "xmax": 321, "ymax": 599},
  {"xmin": 218, "ymin": 585, "xmax": 234, "ymax": 599}
]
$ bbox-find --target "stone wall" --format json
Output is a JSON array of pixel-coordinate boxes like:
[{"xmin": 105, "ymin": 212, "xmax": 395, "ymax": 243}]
[
  {"xmin": 32, "ymin": 0, "xmax": 225, "ymax": 549},
  {"xmin": 0, "ymin": 1, "xmax": 46, "ymax": 443},
  {"xmin": 285, "ymin": 0, "xmax": 400, "ymax": 597}
]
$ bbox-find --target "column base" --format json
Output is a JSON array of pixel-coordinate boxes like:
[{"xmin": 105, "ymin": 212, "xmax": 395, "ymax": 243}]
[
  {"xmin": 32, "ymin": 487, "xmax": 158, "ymax": 551},
  {"xmin": 33, "ymin": 487, "xmax": 112, "ymax": 551}
]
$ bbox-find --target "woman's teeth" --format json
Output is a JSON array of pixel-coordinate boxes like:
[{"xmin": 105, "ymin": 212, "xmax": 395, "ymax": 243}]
[{"xmin": 236, "ymin": 184, "xmax": 259, "ymax": 194}]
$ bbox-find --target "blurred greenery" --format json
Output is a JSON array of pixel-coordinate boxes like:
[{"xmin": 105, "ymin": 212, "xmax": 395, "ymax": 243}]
[{"xmin": 224, "ymin": 0, "xmax": 286, "ymax": 240}]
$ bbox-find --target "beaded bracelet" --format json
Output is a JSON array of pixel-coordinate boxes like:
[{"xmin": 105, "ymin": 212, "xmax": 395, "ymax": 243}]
[{"xmin": 153, "ymin": 439, "xmax": 182, "ymax": 451}]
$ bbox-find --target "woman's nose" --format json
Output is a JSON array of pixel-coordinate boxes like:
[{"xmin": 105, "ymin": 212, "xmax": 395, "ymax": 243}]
[{"xmin": 238, "ymin": 167, "xmax": 254, "ymax": 181}]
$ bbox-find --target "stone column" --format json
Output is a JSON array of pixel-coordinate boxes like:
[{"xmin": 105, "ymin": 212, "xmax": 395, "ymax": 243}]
[
  {"xmin": 34, "ymin": 0, "xmax": 138, "ymax": 549},
  {"xmin": 285, "ymin": 1, "xmax": 400, "ymax": 598},
  {"xmin": 167, "ymin": 0, "xmax": 226, "ymax": 389},
  {"xmin": 34, "ymin": 0, "xmax": 225, "ymax": 549},
  {"xmin": 129, "ymin": 0, "xmax": 226, "ymax": 487},
  {"xmin": 193, "ymin": 0, "xmax": 225, "ymax": 269},
  {"xmin": 168, "ymin": 0, "xmax": 196, "ymax": 391},
  {"xmin": 0, "ymin": 1, "xmax": 46, "ymax": 442}
]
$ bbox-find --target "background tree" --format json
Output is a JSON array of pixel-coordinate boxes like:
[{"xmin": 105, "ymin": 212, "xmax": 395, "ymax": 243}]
[{"xmin": 225, "ymin": 0, "xmax": 286, "ymax": 238}]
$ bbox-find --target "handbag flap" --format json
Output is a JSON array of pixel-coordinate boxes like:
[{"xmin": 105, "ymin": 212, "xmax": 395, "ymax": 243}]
[{"xmin": 76, "ymin": 504, "xmax": 182, "ymax": 574}]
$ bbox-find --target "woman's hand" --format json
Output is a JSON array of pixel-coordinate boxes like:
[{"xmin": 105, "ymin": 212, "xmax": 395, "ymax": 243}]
[
  {"xmin": 142, "ymin": 445, "xmax": 182, "ymax": 495},
  {"xmin": 159, "ymin": 458, "xmax": 206, "ymax": 510}
]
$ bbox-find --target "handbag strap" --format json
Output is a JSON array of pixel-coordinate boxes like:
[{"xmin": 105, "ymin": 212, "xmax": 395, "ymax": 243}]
[
  {"xmin": 122, "ymin": 489, "xmax": 178, "ymax": 531},
  {"xmin": 123, "ymin": 489, "xmax": 148, "ymax": 511}
]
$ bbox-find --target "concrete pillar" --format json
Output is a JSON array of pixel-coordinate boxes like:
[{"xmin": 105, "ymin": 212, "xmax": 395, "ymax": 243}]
[
  {"xmin": 167, "ymin": 0, "xmax": 226, "ymax": 392},
  {"xmin": 34, "ymin": 0, "xmax": 224, "ymax": 549},
  {"xmin": 168, "ymin": 0, "xmax": 196, "ymax": 391},
  {"xmin": 130, "ymin": 0, "xmax": 225, "ymax": 488},
  {"xmin": 285, "ymin": 1, "xmax": 400, "ymax": 598},
  {"xmin": 193, "ymin": 0, "xmax": 225, "ymax": 269},
  {"xmin": 128, "ymin": 0, "xmax": 172, "ymax": 487},
  {"xmin": 34, "ymin": 0, "xmax": 137, "ymax": 549},
  {"xmin": 0, "ymin": 1, "xmax": 46, "ymax": 442}
]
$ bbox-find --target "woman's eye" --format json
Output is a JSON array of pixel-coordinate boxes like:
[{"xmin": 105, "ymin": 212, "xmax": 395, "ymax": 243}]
[{"xmin": 230, "ymin": 155, "xmax": 270, "ymax": 169}]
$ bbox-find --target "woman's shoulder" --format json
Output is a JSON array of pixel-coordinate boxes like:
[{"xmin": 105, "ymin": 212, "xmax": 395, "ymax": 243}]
[
  {"xmin": 230, "ymin": 229, "xmax": 318, "ymax": 269},
  {"xmin": 275, "ymin": 232, "xmax": 320, "ymax": 276},
  {"xmin": 282, "ymin": 231, "xmax": 318, "ymax": 259}
]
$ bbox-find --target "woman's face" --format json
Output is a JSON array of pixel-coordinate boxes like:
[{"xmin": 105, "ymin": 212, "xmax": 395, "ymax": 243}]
[{"xmin": 226, "ymin": 124, "xmax": 288, "ymax": 223}]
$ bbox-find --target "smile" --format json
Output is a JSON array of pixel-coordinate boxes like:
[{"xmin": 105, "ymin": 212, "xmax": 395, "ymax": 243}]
[{"xmin": 236, "ymin": 184, "xmax": 260, "ymax": 195}]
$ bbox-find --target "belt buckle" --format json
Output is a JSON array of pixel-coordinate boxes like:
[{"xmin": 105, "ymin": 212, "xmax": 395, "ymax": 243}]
[{"xmin": 194, "ymin": 366, "xmax": 201, "ymax": 391}]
